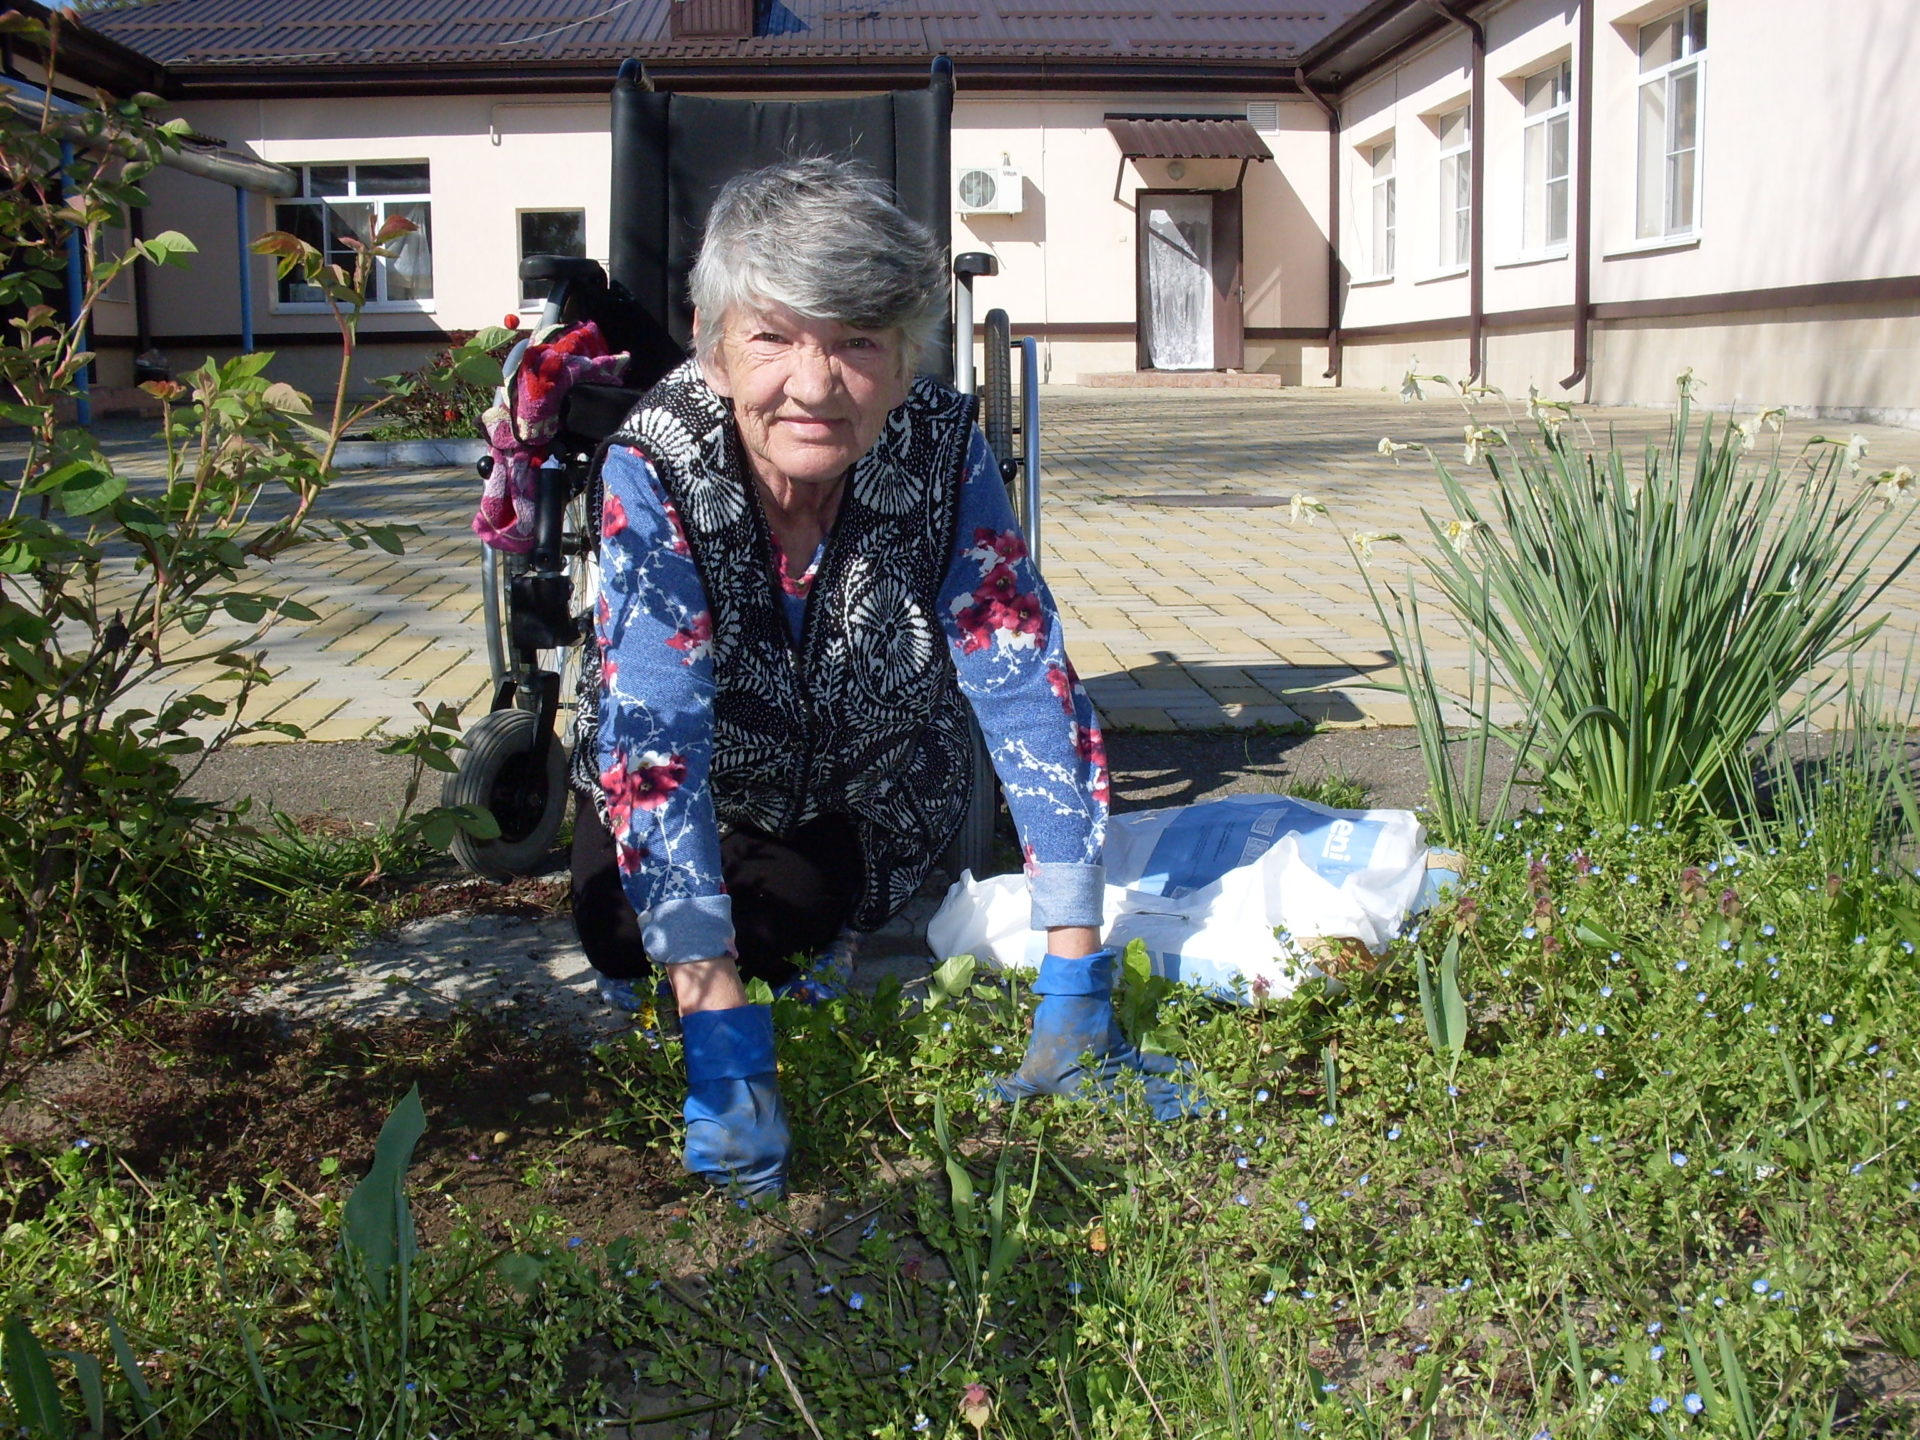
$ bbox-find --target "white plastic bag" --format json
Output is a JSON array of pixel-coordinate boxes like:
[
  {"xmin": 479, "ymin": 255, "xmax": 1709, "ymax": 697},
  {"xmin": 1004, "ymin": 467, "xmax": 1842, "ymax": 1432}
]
[{"xmin": 925, "ymin": 794, "xmax": 1449, "ymax": 1003}]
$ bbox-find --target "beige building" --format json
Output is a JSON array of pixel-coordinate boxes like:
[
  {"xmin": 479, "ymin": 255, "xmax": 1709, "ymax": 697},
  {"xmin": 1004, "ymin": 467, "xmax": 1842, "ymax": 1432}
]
[{"xmin": 30, "ymin": 0, "xmax": 1920, "ymax": 421}]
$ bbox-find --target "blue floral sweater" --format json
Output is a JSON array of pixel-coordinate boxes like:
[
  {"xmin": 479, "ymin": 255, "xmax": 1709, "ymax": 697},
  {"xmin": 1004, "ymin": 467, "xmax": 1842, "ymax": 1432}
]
[{"xmin": 594, "ymin": 428, "xmax": 1109, "ymax": 966}]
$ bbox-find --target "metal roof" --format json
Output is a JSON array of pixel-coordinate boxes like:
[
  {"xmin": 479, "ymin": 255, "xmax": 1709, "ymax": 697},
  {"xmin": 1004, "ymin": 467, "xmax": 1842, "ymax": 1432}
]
[
  {"xmin": 1104, "ymin": 112, "xmax": 1272, "ymax": 159},
  {"xmin": 85, "ymin": 0, "xmax": 1375, "ymax": 74}
]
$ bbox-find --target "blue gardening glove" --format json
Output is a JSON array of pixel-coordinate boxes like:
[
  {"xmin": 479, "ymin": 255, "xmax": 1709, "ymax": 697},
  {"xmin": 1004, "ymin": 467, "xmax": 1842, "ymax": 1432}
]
[
  {"xmin": 989, "ymin": 950, "xmax": 1205, "ymax": 1122},
  {"xmin": 682, "ymin": 1004, "xmax": 790, "ymax": 1201},
  {"xmin": 775, "ymin": 930, "xmax": 857, "ymax": 1007}
]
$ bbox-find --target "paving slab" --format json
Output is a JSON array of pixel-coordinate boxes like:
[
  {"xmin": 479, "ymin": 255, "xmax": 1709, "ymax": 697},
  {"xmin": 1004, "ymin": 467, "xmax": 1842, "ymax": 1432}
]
[{"xmin": 7, "ymin": 389, "xmax": 1918, "ymax": 741}]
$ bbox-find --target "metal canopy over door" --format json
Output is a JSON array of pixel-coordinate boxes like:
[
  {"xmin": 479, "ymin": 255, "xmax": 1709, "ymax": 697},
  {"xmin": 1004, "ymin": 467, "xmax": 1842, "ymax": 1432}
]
[{"xmin": 1137, "ymin": 188, "xmax": 1244, "ymax": 372}]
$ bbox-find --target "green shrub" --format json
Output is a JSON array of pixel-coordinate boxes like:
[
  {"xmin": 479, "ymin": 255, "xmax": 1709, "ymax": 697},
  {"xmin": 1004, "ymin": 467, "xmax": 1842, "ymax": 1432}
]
[
  {"xmin": 364, "ymin": 324, "xmax": 518, "ymax": 442},
  {"xmin": 0, "ymin": 19, "xmax": 485, "ymax": 1078},
  {"xmin": 1364, "ymin": 376, "xmax": 1920, "ymax": 835}
]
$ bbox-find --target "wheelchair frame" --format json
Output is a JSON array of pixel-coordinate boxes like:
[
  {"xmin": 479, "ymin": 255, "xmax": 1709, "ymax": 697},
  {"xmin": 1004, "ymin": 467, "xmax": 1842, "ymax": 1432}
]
[{"xmin": 447, "ymin": 58, "xmax": 1044, "ymax": 883}]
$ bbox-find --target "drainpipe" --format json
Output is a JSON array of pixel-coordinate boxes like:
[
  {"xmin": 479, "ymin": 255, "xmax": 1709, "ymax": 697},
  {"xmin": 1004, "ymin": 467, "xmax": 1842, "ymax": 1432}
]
[
  {"xmin": 129, "ymin": 203, "xmax": 151, "ymax": 365},
  {"xmin": 1293, "ymin": 66, "xmax": 1342, "ymax": 382},
  {"xmin": 1420, "ymin": 0, "xmax": 1485, "ymax": 383},
  {"xmin": 60, "ymin": 140, "xmax": 90, "ymax": 427},
  {"xmin": 234, "ymin": 188, "xmax": 254, "ymax": 354},
  {"xmin": 1560, "ymin": 0, "xmax": 1595, "ymax": 391}
]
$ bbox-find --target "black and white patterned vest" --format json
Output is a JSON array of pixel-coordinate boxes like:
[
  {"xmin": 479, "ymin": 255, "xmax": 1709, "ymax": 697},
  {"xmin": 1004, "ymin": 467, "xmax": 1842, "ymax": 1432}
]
[{"xmin": 585, "ymin": 361, "xmax": 979, "ymax": 930}]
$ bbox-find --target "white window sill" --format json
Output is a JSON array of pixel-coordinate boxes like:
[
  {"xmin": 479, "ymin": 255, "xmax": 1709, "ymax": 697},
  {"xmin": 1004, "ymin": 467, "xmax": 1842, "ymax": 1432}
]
[
  {"xmin": 1495, "ymin": 249, "xmax": 1569, "ymax": 270},
  {"xmin": 1603, "ymin": 233, "xmax": 1702, "ymax": 260},
  {"xmin": 1348, "ymin": 274, "xmax": 1396, "ymax": 288},
  {"xmin": 1415, "ymin": 265, "xmax": 1469, "ymax": 285}
]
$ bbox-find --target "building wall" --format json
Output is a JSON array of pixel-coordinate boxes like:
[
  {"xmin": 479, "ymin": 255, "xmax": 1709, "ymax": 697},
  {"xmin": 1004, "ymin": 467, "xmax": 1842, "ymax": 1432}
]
[
  {"xmin": 950, "ymin": 93, "xmax": 1332, "ymax": 383},
  {"xmin": 123, "ymin": 94, "xmax": 613, "ymax": 395},
  {"xmin": 101, "ymin": 0, "xmax": 1920, "ymax": 416},
  {"xmin": 1332, "ymin": 0, "xmax": 1920, "ymax": 419},
  {"xmin": 129, "ymin": 87, "xmax": 1332, "ymax": 392}
]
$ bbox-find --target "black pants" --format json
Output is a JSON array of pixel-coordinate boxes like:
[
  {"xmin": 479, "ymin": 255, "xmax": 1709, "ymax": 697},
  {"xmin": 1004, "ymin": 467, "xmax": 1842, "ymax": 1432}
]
[{"xmin": 570, "ymin": 792, "xmax": 864, "ymax": 986}]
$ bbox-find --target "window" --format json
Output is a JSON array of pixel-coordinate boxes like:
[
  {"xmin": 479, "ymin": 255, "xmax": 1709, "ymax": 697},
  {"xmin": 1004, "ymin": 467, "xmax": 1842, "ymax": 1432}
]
[
  {"xmin": 274, "ymin": 162, "xmax": 433, "ymax": 307},
  {"xmin": 519, "ymin": 210, "xmax": 587, "ymax": 306},
  {"xmin": 1522, "ymin": 61, "xmax": 1572, "ymax": 252},
  {"xmin": 1636, "ymin": 3, "xmax": 1706, "ymax": 239},
  {"xmin": 1435, "ymin": 107, "xmax": 1471, "ymax": 269},
  {"xmin": 1369, "ymin": 140, "xmax": 1396, "ymax": 277}
]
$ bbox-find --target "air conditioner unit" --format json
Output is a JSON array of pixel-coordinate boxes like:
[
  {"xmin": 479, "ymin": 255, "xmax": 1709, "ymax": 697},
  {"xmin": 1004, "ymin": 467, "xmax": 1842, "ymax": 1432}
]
[{"xmin": 954, "ymin": 164, "xmax": 1024, "ymax": 215}]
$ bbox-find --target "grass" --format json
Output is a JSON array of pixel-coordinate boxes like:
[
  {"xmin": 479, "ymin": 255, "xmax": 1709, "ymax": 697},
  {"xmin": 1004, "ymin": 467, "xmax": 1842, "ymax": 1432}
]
[
  {"xmin": 1281, "ymin": 771, "xmax": 1373, "ymax": 811},
  {"xmin": 7, "ymin": 386, "xmax": 1920, "ymax": 1436},
  {"xmin": 6, "ymin": 783, "xmax": 1919, "ymax": 1437}
]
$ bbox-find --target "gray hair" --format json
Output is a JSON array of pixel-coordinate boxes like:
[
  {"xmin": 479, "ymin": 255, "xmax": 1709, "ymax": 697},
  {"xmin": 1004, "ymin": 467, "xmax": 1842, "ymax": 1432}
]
[{"xmin": 689, "ymin": 158, "xmax": 947, "ymax": 377}]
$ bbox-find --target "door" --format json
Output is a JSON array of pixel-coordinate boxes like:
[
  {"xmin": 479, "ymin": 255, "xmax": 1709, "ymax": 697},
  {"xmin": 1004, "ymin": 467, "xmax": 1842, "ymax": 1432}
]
[
  {"xmin": 1141, "ymin": 193, "xmax": 1214, "ymax": 370},
  {"xmin": 1137, "ymin": 190, "xmax": 1246, "ymax": 372}
]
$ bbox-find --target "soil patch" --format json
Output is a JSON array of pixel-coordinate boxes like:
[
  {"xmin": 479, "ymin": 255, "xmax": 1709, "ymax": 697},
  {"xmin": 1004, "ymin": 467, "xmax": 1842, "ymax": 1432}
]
[
  {"xmin": 185, "ymin": 726, "xmax": 1471, "ymax": 830},
  {"xmin": 14, "ymin": 729, "xmax": 1458, "ymax": 1260}
]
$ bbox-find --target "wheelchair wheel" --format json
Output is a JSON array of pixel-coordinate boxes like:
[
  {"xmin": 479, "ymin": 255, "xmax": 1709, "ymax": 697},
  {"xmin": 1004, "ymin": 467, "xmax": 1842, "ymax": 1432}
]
[
  {"xmin": 948, "ymin": 719, "xmax": 1000, "ymax": 879},
  {"xmin": 479, "ymin": 487, "xmax": 600, "ymax": 724},
  {"xmin": 981, "ymin": 310, "xmax": 1018, "ymax": 507},
  {"xmin": 444, "ymin": 708, "xmax": 567, "ymax": 878}
]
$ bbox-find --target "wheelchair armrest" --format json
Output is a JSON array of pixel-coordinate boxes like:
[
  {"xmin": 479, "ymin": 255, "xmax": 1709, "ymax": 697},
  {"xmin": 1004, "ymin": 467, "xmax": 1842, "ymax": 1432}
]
[{"xmin": 520, "ymin": 254, "xmax": 608, "ymax": 288}]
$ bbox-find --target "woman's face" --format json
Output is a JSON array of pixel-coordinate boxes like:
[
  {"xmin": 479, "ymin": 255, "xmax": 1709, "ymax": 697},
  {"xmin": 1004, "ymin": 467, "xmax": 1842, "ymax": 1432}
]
[{"xmin": 699, "ymin": 301, "xmax": 911, "ymax": 492}]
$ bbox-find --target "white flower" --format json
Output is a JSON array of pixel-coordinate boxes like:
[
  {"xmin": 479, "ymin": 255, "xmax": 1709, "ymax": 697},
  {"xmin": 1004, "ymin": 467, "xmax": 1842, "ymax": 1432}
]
[
  {"xmin": 1289, "ymin": 493, "xmax": 1328, "ymax": 526},
  {"xmin": 1462, "ymin": 424, "xmax": 1507, "ymax": 467},
  {"xmin": 1809, "ymin": 432, "xmax": 1870, "ymax": 476},
  {"xmin": 1399, "ymin": 369, "xmax": 1424, "ymax": 403},
  {"xmin": 1377, "ymin": 437, "xmax": 1422, "ymax": 465},
  {"xmin": 1443, "ymin": 518, "xmax": 1484, "ymax": 552},
  {"xmin": 1350, "ymin": 530, "xmax": 1402, "ymax": 564},
  {"xmin": 1875, "ymin": 464, "xmax": 1916, "ymax": 505},
  {"xmin": 1526, "ymin": 385, "xmax": 1571, "ymax": 427}
]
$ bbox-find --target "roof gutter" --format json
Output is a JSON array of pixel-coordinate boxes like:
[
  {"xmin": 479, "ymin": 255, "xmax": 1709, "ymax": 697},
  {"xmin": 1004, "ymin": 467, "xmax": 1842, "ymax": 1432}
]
[
  {"xmin": 153, "ymin": 52, "xmax": 1305, "ymax": 99},
  {"xmin": 1294, "ymin": 0, "xmax": 1416, "ymax": 81},
  {"xmin": 1560, "ymin": 0, "xmax": 1594, "ymax": 392},
  {"xmin": 1292, "ymin": 66, "xmax": 1341, "ymax": 382},
  {"xmin": 3, "ymin": 1, "xmax": 174, "ymax": 98},
  {"xmin": 1417, "ymin": 0, "xmax": 1484, "ymax": 383},
  {"xmin": 1, "ymin": 73, "xmax": 295, "ymax": 193}
]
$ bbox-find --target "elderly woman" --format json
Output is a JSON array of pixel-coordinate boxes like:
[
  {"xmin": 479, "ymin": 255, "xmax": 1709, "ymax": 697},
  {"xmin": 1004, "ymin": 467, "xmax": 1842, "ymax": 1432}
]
[{"xmin": 571, "ymin": 158, "xmax": 1195, "ymax": 1201}]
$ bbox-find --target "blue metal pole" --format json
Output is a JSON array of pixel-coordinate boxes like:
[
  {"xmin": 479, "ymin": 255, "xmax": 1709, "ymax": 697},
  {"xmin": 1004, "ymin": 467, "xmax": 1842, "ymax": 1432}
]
[
  {"xmin": 235, "ymin": 186, "xmax": 254, "ymax": 353},
  {"xmin": 60, "ymin": 141, "xmax": 91, "ymax": 427}
]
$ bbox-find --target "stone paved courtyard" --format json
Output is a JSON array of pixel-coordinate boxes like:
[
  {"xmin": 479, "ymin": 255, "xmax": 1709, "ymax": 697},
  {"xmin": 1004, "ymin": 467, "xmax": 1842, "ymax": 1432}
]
[{"xmin": 20, "ymin": 384, "xmax": 1920, "ymax": 740}]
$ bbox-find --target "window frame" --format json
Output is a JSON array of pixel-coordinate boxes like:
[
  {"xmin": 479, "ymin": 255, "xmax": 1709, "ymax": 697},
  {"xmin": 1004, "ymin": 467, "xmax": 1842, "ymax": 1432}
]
[
  {"xmin": 517, "ymin": 208, "xmax": 589, "ymax": 309},
  {"xmin": 272, "ymin": 161, "xmax": 435, "ymax": 313},
  {"xmin": 1434, "ymin": 105, "xmax": 1472, "ymax": 272},
  {"xmin": 1520, "ymin": 60, "xmax": 1573, "ymax": 256},
  {"xmin": 1634, "ymin": 3, "xmax": 1707, "ymax": 241},
  {"xmin": 1367, "ymin": 138, "xmax": 1397, "ymax": 280}
]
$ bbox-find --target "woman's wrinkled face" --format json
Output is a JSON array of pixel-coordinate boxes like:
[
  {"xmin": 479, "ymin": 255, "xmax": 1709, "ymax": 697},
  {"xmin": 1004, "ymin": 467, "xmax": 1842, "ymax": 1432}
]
[{"xmin": 699, "ymin": 301, "xmax": 911, "ymax": 490}]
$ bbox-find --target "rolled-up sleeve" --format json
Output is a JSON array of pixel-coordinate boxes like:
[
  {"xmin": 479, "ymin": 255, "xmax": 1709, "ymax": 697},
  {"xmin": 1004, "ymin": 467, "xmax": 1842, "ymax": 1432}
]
[{"xmin": 938, "ymin": 429, "xmax": 1108, "ymax": 929}]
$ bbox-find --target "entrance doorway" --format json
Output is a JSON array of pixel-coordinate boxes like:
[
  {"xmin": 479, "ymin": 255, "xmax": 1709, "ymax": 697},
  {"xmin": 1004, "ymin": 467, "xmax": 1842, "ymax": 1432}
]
[{"xmin": 1136, "ymin": 189, "xmax": 1243, "ymax": 371}]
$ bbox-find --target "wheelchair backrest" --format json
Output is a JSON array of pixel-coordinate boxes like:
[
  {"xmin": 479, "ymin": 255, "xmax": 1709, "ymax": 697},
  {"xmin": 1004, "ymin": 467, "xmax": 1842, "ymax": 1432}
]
[{"xmin": 607, "ymin": 59, "xmax": 955, "ymax": 383}]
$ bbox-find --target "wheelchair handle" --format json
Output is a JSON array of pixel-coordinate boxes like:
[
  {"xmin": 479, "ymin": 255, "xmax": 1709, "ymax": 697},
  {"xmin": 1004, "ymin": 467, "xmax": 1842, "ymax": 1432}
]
[{"xmin": 520, "ymin": 254, "xmax": 608, "ymax": 288}]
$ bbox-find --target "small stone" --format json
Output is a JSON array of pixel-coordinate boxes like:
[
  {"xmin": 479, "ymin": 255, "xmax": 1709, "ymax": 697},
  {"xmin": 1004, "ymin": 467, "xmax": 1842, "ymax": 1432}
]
[
  {"xmin": 528, "ymin": 1091, "xmax": 553, "ymax": 1105},
  {"xmin": 492, "ymin": 1130, "xmax": 510, "ymax": 1146}
]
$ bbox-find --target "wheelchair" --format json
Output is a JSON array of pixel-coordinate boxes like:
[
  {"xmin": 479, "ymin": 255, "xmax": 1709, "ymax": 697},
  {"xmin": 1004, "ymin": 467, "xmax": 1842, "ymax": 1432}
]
[{"xmin": 446, "ymin": 56, "xmax": 1044, "ymax": 883}]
